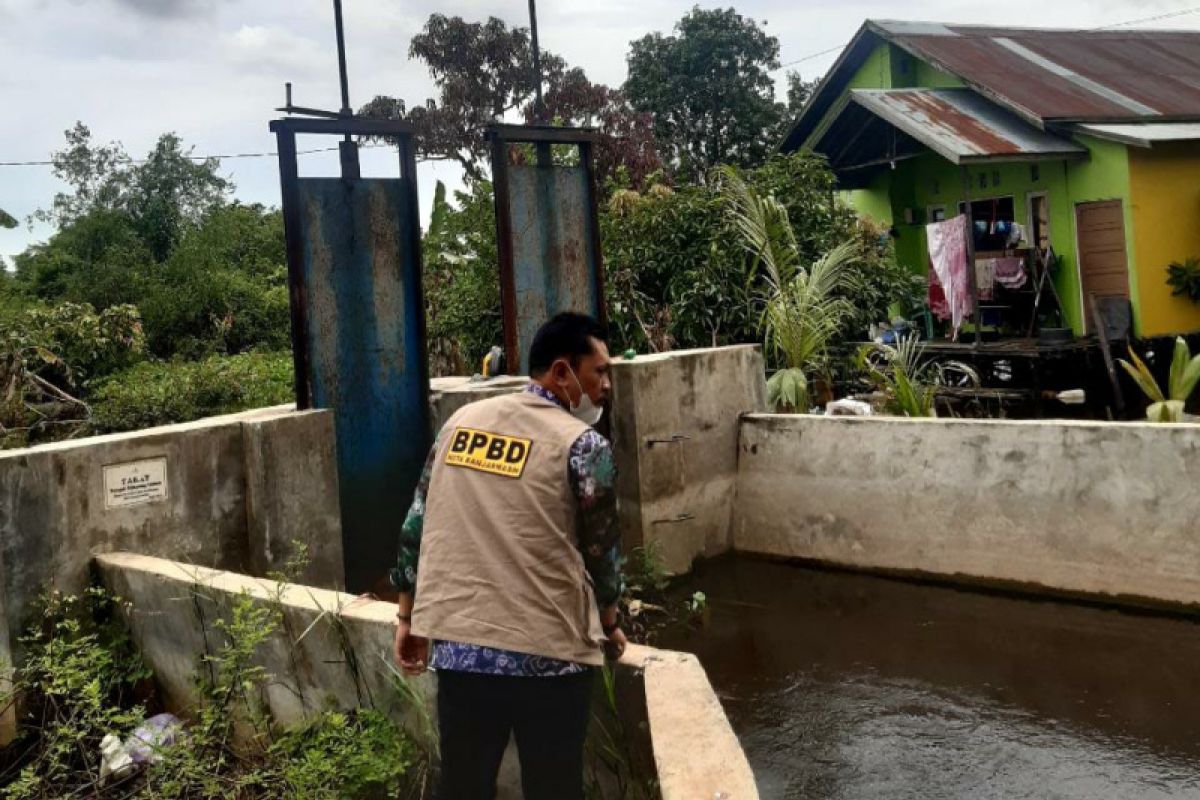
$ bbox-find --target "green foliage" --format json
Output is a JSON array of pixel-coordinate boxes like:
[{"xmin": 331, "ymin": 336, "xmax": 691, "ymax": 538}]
[
  {"xmin": 422, "ymin": 181, "xmax": 502, "ymax": 376},
  {"xmin": 1, "ymin": 588, "xmax": 151, "ymax": 799},
  {"xmin": 720, "ymin": 164, "xmax": 859, "ymax": 411},
  {"xmin": 270, "ymin": 711, "xmax": 413, "ymax": 799},
  {"xmin": 0, "ymin": 209, "xmax": 16, "ymax": 229},
  {"xmin": 1165, "ymin": 257, "xmax": 1200, "ymax": 304},
  {"xmin": 33, "ymin": 123, "xmax": 230, "ymax": 261},
  {"xmin": 602, "ymin": 152, "xmax": 905, "ymax": 360},
  {"xmin": 1118, "ymin": 337, "xmax": 1200, "ymax": 422},
  {"xmin": 2, "ymin": 580, "xmax": 423, "ymax": 800},
  {"xmin": 857, "ymin": 335, "xmax": 979, "ymax": 418},
  {"xmin": 13, "ymin": 209, "xmax": 155, "ymax": 309},
  {"xmin": 1, "ymin": 302, "xmax": 144, "ymax": 446},
  {"xmin": 90, "ymin": 351, "xmax": 293, "ymax": 434},
  {"xmin": 138, "ymin": 204, "xmax": 290, "ymax": 359},
  {"xmin": 624, "ymin": 7, "xmax": 784, "ymax": 180}
]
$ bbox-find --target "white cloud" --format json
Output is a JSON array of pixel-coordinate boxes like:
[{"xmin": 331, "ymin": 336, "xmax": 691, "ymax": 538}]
[{"xmin": 2, "ymin": 0, "xmax": 1197, "ymax": 265}]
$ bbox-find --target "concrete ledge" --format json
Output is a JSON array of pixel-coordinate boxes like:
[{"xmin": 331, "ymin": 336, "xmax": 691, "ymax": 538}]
[
  {"xmin": 733, "ymin": 414, "xmax": 1200, "ymax": 609},
  {"xmin": 621, "ymin": 644, "xmax": 759, "ymax": 799},
  {"xmin": 95, "ymin": 553, "xmax": 758, "ymax": 797},
  {"xmin": 94, "ymin": 552, "xmax": 425, "ymax": 728}
]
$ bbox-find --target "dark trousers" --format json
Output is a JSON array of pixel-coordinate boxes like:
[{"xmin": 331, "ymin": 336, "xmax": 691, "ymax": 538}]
[{"xmin": 435, "ymin": 668, "xmax": 596, "ymax": 800}]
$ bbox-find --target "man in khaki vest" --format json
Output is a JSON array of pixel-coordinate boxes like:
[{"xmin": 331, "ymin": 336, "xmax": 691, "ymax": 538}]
[{"xmin": 391, "ymin": 312, "xmax": 627, "ymax": 800}]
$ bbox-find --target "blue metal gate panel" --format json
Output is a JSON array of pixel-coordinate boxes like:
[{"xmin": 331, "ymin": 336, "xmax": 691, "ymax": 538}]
[
  {"xmin": 297, "ymin": 178, "xmax": 430, "ymax": 592},
  {"xmin": 506, "ymin": 165, "xmax": 602, "ymax": 374}
]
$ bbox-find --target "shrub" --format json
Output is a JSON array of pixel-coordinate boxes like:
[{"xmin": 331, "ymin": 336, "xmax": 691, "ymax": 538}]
[
  {"xmin": 1166, "ymin": 257, "xmax": 1200, "ymax": 304},
  {"xmin": 90, "ymin": 351, "xmax": 293, "ymax": 433},
  {"xmin": 1, "ymin": 582, "xmax": 425, "ymax": 800}
]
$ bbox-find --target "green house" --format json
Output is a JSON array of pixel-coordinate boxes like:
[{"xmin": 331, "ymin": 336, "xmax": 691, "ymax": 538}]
[{"xmin": 781, "ymin": 21, "xmax": 1200, "ymax": 338}]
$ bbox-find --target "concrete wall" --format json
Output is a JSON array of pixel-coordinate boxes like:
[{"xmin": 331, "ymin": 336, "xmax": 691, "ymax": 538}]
[
  {"xmin": 95, "ymin": 553, "xmax": 759, "ymax": 800},
  {"xmin": 733, "ymin": 414, "xmax": 1200, "ymax": 609},
  {"xmin": 610, "ymin": 346, "xmax": 767, "ymax": 574},
  {"xmin": 0, "ymin": 407, "xmax": 343, "ymax": 686},
  {"xmin": 429, "ymin": 375, "xmax": 527, "ymax": 433}
]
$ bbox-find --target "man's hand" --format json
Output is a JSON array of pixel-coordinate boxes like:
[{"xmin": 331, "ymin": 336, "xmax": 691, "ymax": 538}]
[
  {"xmin": 603, "ymin": 626, "xmax": 628, "ymax": 661},
  {"xmin": 394, "ymin": 618, "xmax": 429, "ymax": 676}
]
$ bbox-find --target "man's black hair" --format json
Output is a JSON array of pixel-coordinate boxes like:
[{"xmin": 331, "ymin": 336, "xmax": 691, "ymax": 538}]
[{"xmin": 528, "ymin": 312, "xmax": 608, "ymax": 377}]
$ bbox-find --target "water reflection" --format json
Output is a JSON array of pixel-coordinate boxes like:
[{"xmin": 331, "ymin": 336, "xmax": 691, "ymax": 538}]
[{"xmin": 660, "ymin": 557, "xmax": 1200, "ymax": 799}]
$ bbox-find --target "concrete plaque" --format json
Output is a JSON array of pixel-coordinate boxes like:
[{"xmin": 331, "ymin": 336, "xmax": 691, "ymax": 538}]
[{"xmin": 103, "ymin": 458, "xmax": 169, "ymax": 509}]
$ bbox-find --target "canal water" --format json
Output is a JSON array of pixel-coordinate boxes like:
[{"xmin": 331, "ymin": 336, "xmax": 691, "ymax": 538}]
[{"xmin": 659, "ymin": 557, "xmax": 1200, "ymax": 799}]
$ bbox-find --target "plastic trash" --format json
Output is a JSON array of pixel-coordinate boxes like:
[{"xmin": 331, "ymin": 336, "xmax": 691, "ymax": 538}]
[
  {"xmin": 98, "ymin": 713, "xmax": 184, "ymax": 784},
  {"xmin": 825, "ymin": 399, "xmax": 873, "ymax": 417}
]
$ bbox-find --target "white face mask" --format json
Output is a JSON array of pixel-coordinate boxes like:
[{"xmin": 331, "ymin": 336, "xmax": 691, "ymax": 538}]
[{"xmin": 564, "ymin": 364, "xmax": 604, "ymax": 426}]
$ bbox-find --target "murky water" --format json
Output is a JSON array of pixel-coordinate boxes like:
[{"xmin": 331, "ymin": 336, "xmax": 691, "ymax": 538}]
[{"xmin": 659, "ymin": 557, "xmax": 1200, "ymax": 799}]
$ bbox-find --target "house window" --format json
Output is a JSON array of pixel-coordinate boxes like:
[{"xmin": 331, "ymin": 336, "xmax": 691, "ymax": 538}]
[{"xmin": 957, "ymin": 196, "xmax": 1016, "ymax": 251}]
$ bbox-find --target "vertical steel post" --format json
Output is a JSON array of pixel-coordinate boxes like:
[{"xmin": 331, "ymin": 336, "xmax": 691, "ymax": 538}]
[
  {"xmin": 528, "ymin": 0, "xmax": 545, "ymax": 121},
  {"xmin": 580, "ymin": 139, "xmax": 608, "ymax": 328},
  {"xmin": 333, "ymin": 0, "xmax": 351, "ymax": 116},
  {"xmin": 490, "ymin": 134, "xmax": 521, "ymax": 372},
  {"xmin": 273, "ymin": 127, "xmax": 312, "ymax": 409}
]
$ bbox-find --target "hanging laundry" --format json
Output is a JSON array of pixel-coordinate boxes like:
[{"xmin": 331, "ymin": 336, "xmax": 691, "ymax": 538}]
[
  {"xmin": 929, "ymin": 266, "xmax": 950, "ymax": 321},
  {"xmin": 994, "ymin": 256, "xmax": 1027, "ymax": 289},
  {"xmin": 975, "ymin": 259, "xmax": 996, "ymax": 301},
  {"xmin": 927, "ymin": 215, "xmax": 973, "ymax": 336},
  {"xmin": 1005, "ymin": 222, "xmax": 1027, "ymax": 249}
]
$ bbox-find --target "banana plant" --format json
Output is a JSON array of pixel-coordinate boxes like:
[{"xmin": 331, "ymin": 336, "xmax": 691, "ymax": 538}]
[{"xmin": 1118, "ymin": 337, "xmax": 1200, "ymax": 422}]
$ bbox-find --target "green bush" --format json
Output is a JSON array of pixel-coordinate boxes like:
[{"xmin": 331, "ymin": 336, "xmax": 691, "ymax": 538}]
[
  {"xmin": 90, "ymin": 351, "xmax": 294, "ymax": 433},
  {"xmin": 2, "ymin": 582, "xmax": 425, "ymax": 800}
]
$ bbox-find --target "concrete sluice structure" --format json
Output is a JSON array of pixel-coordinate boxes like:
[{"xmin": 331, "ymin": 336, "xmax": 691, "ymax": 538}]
[
  {"xmin": 93, "ymin": 553, "xmax": 756, "ymax": 800},
  {"xmin": 5, "ymin": 344, "xmax": 1200, "ymax": 795}
]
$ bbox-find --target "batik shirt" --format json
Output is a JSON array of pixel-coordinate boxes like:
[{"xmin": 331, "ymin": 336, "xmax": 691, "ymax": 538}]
[{"xmin": 390, "ymin": 383, "xmax": 623, "ymax": 677}]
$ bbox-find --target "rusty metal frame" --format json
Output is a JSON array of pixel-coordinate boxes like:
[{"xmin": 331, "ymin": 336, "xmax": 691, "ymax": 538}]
[
  {"xmin": 269, "ymin": 116, "xmax": 419, "ymax": 408},
  {"xmin": 486, "ymin": 124, "xmax": 607, "ymax": 374}
]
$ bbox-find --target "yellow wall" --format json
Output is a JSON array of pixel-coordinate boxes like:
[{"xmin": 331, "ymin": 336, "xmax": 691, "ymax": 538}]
[{"xmin": 1129, "ymin": 142, "xmax": 1200, "ymax": 337}]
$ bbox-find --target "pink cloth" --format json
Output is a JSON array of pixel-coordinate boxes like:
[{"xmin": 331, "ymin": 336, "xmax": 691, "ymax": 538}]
[
  {"xmin": 994, "ymin": 256, "xmax": 1027, "ymax": 289},
  {"xmin": 926, "ymin": 215, "xmax": 973, "ymax": 336}
]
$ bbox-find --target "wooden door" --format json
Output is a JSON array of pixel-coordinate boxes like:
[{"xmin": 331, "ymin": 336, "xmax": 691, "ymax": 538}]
[{"xmin": 1075, "ymin": 200, "xmax": 1130, "ymax": 328}]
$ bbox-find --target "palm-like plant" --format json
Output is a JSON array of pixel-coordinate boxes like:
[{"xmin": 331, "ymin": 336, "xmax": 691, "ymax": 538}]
[
  {"xmin": 1118, "ymin": 337, "xmax": 1200, "ymax": 422},
  {"xmin": 857, "ymin": 335, "xmax": 978, "ymax": 417},
  {"xmin": 719, "ymin": 166, "xmax": 858, "ymax": 412}
]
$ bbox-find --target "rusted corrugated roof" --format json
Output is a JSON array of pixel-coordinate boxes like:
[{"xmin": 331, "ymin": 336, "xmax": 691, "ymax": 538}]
[
  {"xmin": 850, "ymin": 88, "xmax": 1087, "ymax": 163},
  {"xmin": 781, "ymin": 21, "xmax": 1200, "ymax": 153},
  {"xmin": 873, "ymin": 21, "xmax": 1200, "ymax": 123}
]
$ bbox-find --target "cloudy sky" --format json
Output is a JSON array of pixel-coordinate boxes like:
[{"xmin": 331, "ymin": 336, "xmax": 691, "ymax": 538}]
[{"xmin": 1, "ymin": 0, "xmax": 1197, "ymax": 266}]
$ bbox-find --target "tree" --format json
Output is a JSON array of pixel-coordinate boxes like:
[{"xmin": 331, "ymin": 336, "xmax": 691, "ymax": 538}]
[
  {"xmin": 33, "ymin": 123, "xmax": 231, "ymax": 260},
  {"xmin": 0, "ymin": 208, "xmax": 16, "ymax": 229},
  {"xmin": 785, "ymin": 70, "xmax": 819, "ymax": 115},
  {"xmin": 422, "ymin": 180, "xmax": 502, "ymax": 375},
  {"xmin": 624, "ymin": 7, "xmax": 784, "ymax": 181},
  {"xmin": 537, "ymin": 69, "xmax": 662, "ymax": 190},
  {"xmin": 362, "ymin": 14, "xmax": 661, "ymax": 189},
  {"xmin": 360, "ymin": 15, "xmax": 566, "ymax": 182}
]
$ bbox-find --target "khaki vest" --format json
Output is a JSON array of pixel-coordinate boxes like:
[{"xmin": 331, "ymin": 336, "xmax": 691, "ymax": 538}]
[{"xmin": 411, "ymin": 391, "xmax": 605, "ymax": 666}]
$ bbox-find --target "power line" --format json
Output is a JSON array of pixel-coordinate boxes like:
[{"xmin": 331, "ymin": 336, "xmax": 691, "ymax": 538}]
[
  {"xmin": 1091, "ymin": 4, "xmax": 1200, "ymax": 29},
  {"xmin": 0, "ymin": 143, "xmax": 393, "ymax": 168}
]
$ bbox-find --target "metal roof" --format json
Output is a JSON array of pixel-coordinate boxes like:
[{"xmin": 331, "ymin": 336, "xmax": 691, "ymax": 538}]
[
  {"xmin": 873, "ymin": 21, "xmax": 1200, "ymax": 124},
  {"xmin": 849, "ymin": 88, "xmax": 1087, "ymax": 164},
  {"xmin": 1075, "ymin": 122, "xmax": 1200, "ymax": 147},
  {"xmin": 781, "ymin": 21, "xmax": 1200, "ymax": 153}
]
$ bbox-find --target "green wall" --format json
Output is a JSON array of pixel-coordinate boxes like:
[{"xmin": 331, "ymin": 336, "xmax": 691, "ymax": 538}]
[
  {"xmin": 818, "ymin": 42, "xmax": 1146, "ymax": 335},
  {"xmin": 1062, "ymin": 136, "xmax": 1137, "ymax": 332},
  {"xmin": 883, "ymin": 155, "xmax": 1082, "ymax": 331}
]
